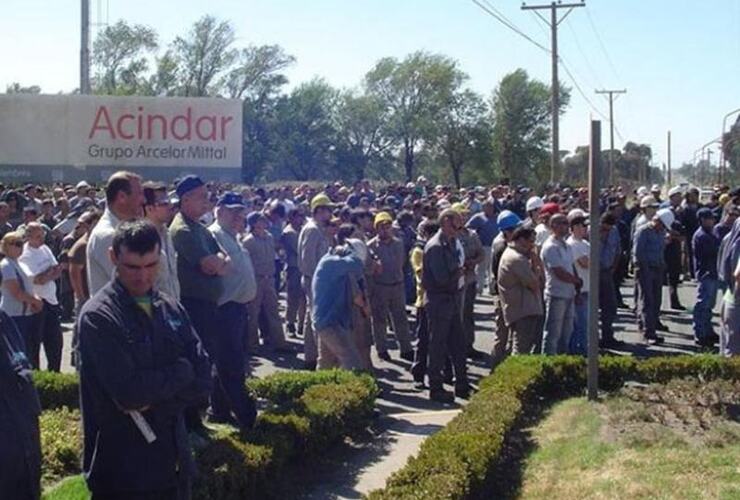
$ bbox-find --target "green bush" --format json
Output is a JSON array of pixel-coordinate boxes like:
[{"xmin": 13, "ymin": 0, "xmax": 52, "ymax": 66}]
[
  {"xmin": 34, "ymin": 371, "xmax": 79, "ymax": 410},
  {"xmin": 368, "ymin": 355, "xmax": 740, "ymax": 500},
  {"xmin": 40, "ymin": 408, "xmax": 83, "ymax": 484},
  {"xmin": 42, "ymin": 369, "xmax": 379, "ymax": 500},
  {"xmin": 247, "ymin": 369, "xmax": 376, "ymax": 407}
]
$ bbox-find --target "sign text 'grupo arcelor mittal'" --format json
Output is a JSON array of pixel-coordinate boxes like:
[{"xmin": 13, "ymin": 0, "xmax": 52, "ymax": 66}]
[{"xmin": 0, "ymin": 94, "xmax": 243, "ymax": 169}]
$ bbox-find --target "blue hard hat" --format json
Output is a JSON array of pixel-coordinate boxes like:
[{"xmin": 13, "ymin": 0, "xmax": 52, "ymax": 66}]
[{"xmin": 497, "ymin": 210, "xmax": 522, "ymax": 231}]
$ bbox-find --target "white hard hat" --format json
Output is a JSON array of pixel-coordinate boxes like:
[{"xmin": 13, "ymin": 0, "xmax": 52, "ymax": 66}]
[
  {"xmin": 437, "ymin": 199, "xmax": 451, "ymax": 209},
  {"xmin": 650, "ymin": 184, "xmax": 661, "ymax": 193},
  {"xmin": 636, "ymin": 186, "xmax": 649, "ymax": 197},
  {"xmin": 76, "ymin": 181, "xmax": 90, "ymax": 189},
  {"xmin": 567, "ymin": 208, "xmax": 588, "ymax": 222},
  {"xmin": 668, "ymin": 186, "xmax": 683, "ymax": 197},
  {"xmin": 346, "ymin": 238, "xmax": 368, "ymax": 263},
  {"xmin": 526, "ymin": 196, "xmax": 544, "ymax": 212},
  {"xmin": 656, "ymin": 208, "xmax": 675, "ymax": 228}
]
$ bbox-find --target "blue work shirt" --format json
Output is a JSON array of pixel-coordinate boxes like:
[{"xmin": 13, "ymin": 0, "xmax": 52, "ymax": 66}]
[
  {"xmin": 692, "ymin": 226, "xmax": 720, "ymax": 280},
  {"xmin": 600, "ymin": 226, "xmax": 621, "ymax": 270},
  {"xmin": 311, "ymin": 252, "xmax": 364, "ymax": 332},
  {"xmin": 466, "ymin": 212, "xmax": 499, "ymax": 247},
  {"xmin": 633, "ymin": 224, "xmax": 666, "ymax": 269}
]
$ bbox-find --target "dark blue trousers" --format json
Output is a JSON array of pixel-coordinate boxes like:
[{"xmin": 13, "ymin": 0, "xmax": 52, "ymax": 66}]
[{"xmin": 212, "ymin": 301, "xmax": 256, "ymax": 429}]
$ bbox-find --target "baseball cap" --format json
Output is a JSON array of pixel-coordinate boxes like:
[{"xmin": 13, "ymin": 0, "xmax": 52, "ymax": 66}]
[
  {"xmin": 640, "ymin": 196, "xmax": 659, "ymax": 209},
  {"xmin": 175, "ymin": 175, "xmax": 205, "ymax": 198},
  {"xmin": 217, "ymin": 192, "xmax": 246, "ymax": 209},
  {"xmin": 696, "ymin": 207, "xmax": 716, "ymax": 220}
]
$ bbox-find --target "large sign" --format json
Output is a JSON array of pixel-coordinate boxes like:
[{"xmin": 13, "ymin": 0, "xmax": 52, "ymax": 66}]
[{"xmin": 0, "ymin": 95, "xmax": 242, "ymax": 169}]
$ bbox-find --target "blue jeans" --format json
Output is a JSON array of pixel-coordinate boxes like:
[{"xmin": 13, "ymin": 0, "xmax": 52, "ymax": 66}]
[
  {"xmin": 542, "ymin": 296, "xmax": 575, "ymax": 355},
  {"xmin": 569, "ymin": 292, "xmax": 588, "ymax": 355},
  {"xmin": 693, "ymin": 277, "xmax": 718, "ymax": 341}
]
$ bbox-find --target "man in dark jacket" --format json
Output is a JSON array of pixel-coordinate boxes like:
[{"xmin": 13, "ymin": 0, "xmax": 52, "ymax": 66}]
[
  {"xmin": 0, "ymin": 311, "xmax": 41, "ymax": 500},
  {"xmin": 78, "ymin": 220, "xmax": 212, "ymax": 499}
]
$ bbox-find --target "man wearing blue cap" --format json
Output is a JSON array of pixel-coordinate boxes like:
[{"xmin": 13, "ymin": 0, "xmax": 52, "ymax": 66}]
[
  {"xmin": 692, "ymin": 207, "xmax": 720, "ymax": 348},
  {"xmin": 208, "ymin": 193, "xmax": 258, "ymax": 429},
  {"xmin": 170, "ymin": 175, "xmax": 229, "ymax": 433}
]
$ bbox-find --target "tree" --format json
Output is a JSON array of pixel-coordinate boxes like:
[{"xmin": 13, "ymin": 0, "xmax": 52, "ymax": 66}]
[
  {"xmin": 222, "ymin": 45, "xmax": 295, "ymax": 100},
  {"xmin": 490, "ymin": 69, "xmax": 570, "ymax": 186},
  {"xmin": 333, "ymin": 91, "xmax": 393, "ymax": 182},
  {"xmin": 272, "ymin": 79, "xmax": 339, "ymax": 181},
  {"xmin": 365, "ymin": 51, "xmax": 466, "ymax": 181},
  {"xmin": 4, "ymin": 83, "xmax": 41, "ymax": 94},
  {"xmin": 172, "ymin": 15, "xmax": 237, "ymax": 97},
  {"xmin": 146, "ymin": 50, "xmax": 180, "ymax": 96},
  {"xmin": 92, "ymin": 20, "xmax": 158, "ymax": 95},
  {"xmin": 436, "ymin": 89, "xmax": 492, "ymax": 188},
  {"xmin": 722, "ymin": 115, "xmax": 740, "ymax": 183}
]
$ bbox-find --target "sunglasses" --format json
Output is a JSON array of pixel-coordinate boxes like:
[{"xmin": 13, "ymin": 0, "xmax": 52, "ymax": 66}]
[{"xmin": 9, "ymin": 241, "xmax": 23, "ymax": 248}]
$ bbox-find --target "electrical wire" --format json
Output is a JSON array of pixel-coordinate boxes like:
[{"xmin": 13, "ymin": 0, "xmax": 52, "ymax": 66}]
[
  {"xmin": 585, "ymin": 8, "xmax": 620, "ymax": 82},
  {"xmin": 565, "ymin": 17, "xmax": 604, "ymax": 90},
  {"xmin": 471, "ymin": 0, "xmax": 551, "ymax": 54}
]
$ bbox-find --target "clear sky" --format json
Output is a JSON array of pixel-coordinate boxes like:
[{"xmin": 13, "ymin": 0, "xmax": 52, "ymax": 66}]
[{"xmin": 2, "ymin": 0, "xmax": 739, "ymax": 171}]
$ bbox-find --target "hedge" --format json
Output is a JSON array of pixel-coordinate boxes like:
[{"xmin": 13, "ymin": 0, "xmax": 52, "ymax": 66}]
[
  {"xmin": 41, "ymin": 369, "xmax": 378, "ymax": 500},
  {"xmin": 367, "ymin": 355, "xmax": 740, "ymax": 500}
]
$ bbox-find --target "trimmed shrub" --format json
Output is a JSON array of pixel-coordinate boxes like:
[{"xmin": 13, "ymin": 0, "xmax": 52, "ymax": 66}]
[
  {"xmin": 368, "ymin": 355, "xmax": 740, "ymax": 500},
  {"xmin": 34, "ymin": 371, "xmax": 79, "ymax": 410},
  {"xmin": 40, "ymin": 408, "xmax": 83, "ymax": 484},
  {"xmin": 247, "ymin": 369, "xmax": 376, "ymax": 407}
]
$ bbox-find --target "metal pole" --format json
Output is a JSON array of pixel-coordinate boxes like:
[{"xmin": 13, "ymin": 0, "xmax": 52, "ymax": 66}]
[
  {"xmin": 80, "ymin": 0, "xmax": 91, "ymax": 94},
  {"xmin": 550, "ymin": 3, "xmax": 559, "ymax": 184},
  {"xmin": 587, "ymin": 119, "xmax": 601, "ymax": 401},
  {"xmin": 667, "ymin": 130, "xmax": 672, "ymax": 186}
]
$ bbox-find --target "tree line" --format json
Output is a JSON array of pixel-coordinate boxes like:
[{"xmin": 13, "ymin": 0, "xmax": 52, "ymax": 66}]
[{"xmin": 4, "ymin": 15, "xmax": 666, "ymax": 188}]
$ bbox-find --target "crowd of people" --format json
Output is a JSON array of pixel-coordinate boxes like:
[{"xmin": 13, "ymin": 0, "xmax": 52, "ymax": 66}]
[{"xmin": 1, "ymin": 172, "xmax": 739, "ymax": 499}]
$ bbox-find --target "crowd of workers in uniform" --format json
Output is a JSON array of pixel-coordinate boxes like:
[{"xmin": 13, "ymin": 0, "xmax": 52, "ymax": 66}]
[{"xmin": 1, "ymin": 172, "xmax": 739, "ymax": 499}]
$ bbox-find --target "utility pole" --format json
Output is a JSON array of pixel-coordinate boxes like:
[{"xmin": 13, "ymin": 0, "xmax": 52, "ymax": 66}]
[
  {"xmin": 522, "ymin": 1, "xmax": 585, "ymax": 183},
  {"xmin": 80, "ymin": 0, "xmax": 91, "ymax": 94},
  {"xmin": 667, "ymin": 130, "xmax": 672, "ymax": 186},
  {"xmin": 587, "ymin": 119, "xmax": 601, "ymax": 401},
  {"xmin": 595, "ymin": 89, "xmax": 626, "ymax": 185}
]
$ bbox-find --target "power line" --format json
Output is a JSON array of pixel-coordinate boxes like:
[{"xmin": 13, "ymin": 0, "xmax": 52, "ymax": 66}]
[
  {"xmin": 585, "ymin": 8, "xmax": 620, "ymax": 82},
  {"xmin": 565, "ymin": 17, "xmax": 604, "ymax": 90},
  {"xmin": 559, "ymin": 56, "xmax": 608, "ymax": 121},
  {"xmin": 471, "ymin": 0, "xmax": 550, "ymax": 54}
]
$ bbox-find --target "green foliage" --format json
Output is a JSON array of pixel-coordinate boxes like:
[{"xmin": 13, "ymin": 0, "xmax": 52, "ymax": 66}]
[
  {"xmin": 92, "ymin": 20, "xmax": 159, "ymax": 95},
  {"xmin": 41, "ymin": 369, "xmax": 378, "ymax": 500},
  {"xmin": 368, "ymin": 355, "xmax": 740, "ymax": 500},
  {"xmin": 247, "ymin": 368, "xmax": 377, "ymax": 407},
  {"xmin": 491, "ymin": 69, "xmax": 571, "ymax": 188},
  {"xmin": 42, "ymin": 475, "xmax": 88, "ymax": 500},
  {"xmin": 364, "ymin": 51, "xmax": 467, "ymax": 181},
  {"xmin": 40, "ymin": 408, "xmax": 83, "ymax": 484},
  {"xmin": 33, "ymin": 371, "xmax": 80, "ymax": 410}
]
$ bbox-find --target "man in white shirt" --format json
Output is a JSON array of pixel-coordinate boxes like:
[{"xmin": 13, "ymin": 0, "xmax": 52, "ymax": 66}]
[
  {"xmin": 143, "ymin": 182, "xmax": 180, "ymax": 300},
  {"xmin": 19, "ymin": 222, "xmax": 63, "ymax": 371},
  {"xmin": 566, "ymin": 214, "xmax": 590, "ymax": 355},
  {"xmin": 540, "ymin": 214, "xmax": 582, "ymax": 355},
  {"xmin": 86, "ymin": 171, "xmax": 145, "ymax": 296}
]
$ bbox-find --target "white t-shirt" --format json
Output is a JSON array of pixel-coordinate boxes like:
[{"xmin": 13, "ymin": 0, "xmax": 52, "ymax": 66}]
[
  {"xmin": 19, "ymin": 243, "xmax": 59, "ymax": 305},
  {"xmin": 566, "ymin": 235, "xmax": 590, "ymax": 294},
  {"xmin": 535, "ymin": 223, "xmax": 550, "ymax": 248}
]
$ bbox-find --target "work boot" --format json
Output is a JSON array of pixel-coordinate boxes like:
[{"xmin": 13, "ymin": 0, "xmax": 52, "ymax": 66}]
[
  {"xmin": 400, "ymin": 350, "xmax": 414, "ymax": 362},
  {"xmin": 467, "ymin": 348, "xmax": 487, "ymax": 360},
  {"xmin": 429, "ymin": 388, "xmax": 455, "ymax": 403},
  {"xmin": 670, "ymin": 292, "xmax": 686, "ymax": 310},
  {"xmin": 454, "ymin": 384, "xmax": 474, "ymax": 399},
  {"xmin": 378, "ymin": 351, "xmax": 392, "ymax": 362}
]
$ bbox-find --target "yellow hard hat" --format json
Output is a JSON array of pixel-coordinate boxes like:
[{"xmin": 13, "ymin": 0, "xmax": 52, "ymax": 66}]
[
  {"xmin": 374, "ymin": 211, "xmax": 393, "ymax": 228},
  {"xmin": 451, "ymin": 202, "xmax": 468, "ymax": 214},
  {"xmin": 310, "ymin": 193, "xmax": 332, "ymax": 211},
  {"xmin": 719, "ymin": 193, "xmax": 730, "ymax": 206}
]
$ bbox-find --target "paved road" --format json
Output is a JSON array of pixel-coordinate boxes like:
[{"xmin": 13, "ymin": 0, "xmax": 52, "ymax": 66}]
[{"xmin": 50, "ymin": 279, "xmax": 711, "ymax": 498}]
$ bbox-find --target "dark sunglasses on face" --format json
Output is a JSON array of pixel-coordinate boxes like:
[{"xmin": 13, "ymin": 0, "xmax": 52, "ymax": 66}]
[{"xmin": 10, "ymin": 241, "xmax": 23, "ymax": 247}]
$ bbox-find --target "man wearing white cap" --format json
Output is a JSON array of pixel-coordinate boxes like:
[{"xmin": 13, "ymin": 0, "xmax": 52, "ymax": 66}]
[{"xmin": 633, "ymin": 208, "xmax": 675, "ymax": 344}]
